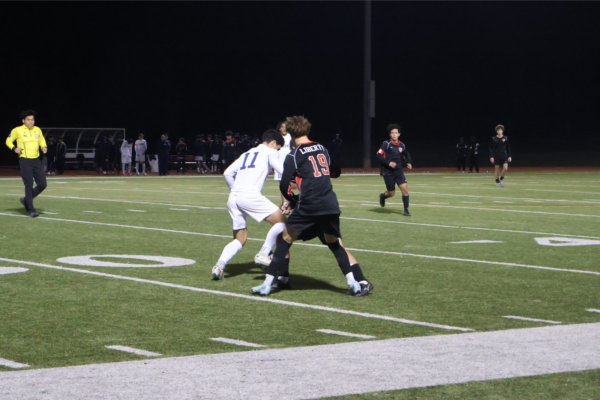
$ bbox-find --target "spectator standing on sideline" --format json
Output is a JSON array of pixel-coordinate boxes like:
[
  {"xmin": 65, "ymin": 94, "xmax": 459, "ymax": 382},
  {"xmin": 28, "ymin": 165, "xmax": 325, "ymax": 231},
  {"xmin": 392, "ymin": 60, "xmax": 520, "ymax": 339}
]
[
  {"xmin": 5, "ymin": 109, "xmax": 48, "ymax": 217},
  {"xmin": 489, "ymin": 124, "xmax": 512, "ymax": 187},
  {"xmin": 157, "ymin": 134, "xmax": 170, "ymax": 176},
  {"xmin": 121, "ymin": 138, "xmax": 133, "ymax": 175},
  {"xmin": 94, "ymin": 136, "xmax": 108, "ymax": 174},
  {"xmin": 221, "ymin": 131, "xmax": 239, "ymax": 172},
  {"xmin": 106, "ymin": 135, "xmax": 116, "ymax": 175},
  {"xmin": 134, "ymin": 133, "xmax": 148, "ymax": 176},
  {"xmin": 376, "ymin": 123, "xmax": 413, "ymax": 216},
  {"xmin": 175, "ymin": 137, "xmax": 188, "ymax": 174},
  {"xmin": 211, "ymin": 135, "xmax": 223, "ymax": 173},
  {"xmin": 469, "ymin": 135, "xmax": 480, "ymax": 173},
  {"xmin": 239, "ymin": 134, "xmax": 253, "ymax": 153},
  {"xmin": 329, "ymin": 133, "xmax": 344, "ymax": 178},
  {"xmin": 456, "ymin": 137, "xmax": 468, "ymax": 172},
  {"xmin": 193, "ymin": 134, "xmax": 209, "ymax": 174},
  {"xmin": 45, "ymin": 135, "xmax": 57, "ymax": 175},
  {"xmin": 56, "ymin": 137, "xmax": 67, "ymax": 175}
]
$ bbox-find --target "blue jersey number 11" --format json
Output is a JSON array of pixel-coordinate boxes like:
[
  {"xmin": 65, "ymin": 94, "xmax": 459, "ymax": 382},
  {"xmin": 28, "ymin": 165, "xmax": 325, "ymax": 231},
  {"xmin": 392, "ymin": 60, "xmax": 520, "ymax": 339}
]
[{"xmin": 240, "ymin": 152, "xmax": 259, "ymax": 170}]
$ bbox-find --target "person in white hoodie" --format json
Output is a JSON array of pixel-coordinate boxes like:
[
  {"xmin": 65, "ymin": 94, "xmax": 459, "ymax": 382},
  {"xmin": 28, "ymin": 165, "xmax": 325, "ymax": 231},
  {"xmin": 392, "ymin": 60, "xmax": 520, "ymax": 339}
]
[{"xmin": 121, "ymin": 138, "xmax": 133, "ymax": 175}]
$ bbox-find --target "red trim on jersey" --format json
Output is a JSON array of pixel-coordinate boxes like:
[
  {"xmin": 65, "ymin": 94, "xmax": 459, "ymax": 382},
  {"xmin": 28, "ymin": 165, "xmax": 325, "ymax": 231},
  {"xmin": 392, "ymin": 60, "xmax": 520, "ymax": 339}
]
[
  {"xmin": 377, "ymin": 149, "xmax": 385, "ymax": 155},
  {"xmin": 295, "ymin": 176, "xmax": 302, "ymax": 192},
  {"xmin": 390, "ymin": 140, "xmax": 401, "ymax": 145}
]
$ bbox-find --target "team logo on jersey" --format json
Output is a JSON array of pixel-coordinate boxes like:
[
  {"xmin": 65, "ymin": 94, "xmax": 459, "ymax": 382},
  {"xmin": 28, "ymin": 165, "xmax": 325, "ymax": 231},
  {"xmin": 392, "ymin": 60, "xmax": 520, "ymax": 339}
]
[
  {"xmin": 35, "ymin": 134, "xmax": 39, "ymax": 139},
  {"xmin": 399, "ymin": 148, "xmax": 403, "ymax": 153},
  {"xmin": 24, "ymin": 134, "xmax": 27, "ymax": 137},
  {"xmin": 502, "ymin": 138, "xmax": 505, "ymax": 142}
]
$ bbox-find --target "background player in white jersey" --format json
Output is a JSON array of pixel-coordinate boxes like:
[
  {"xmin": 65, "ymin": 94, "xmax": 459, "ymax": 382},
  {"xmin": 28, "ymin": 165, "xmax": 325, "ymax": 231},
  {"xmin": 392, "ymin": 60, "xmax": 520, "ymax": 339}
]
[
  {"xmin": 120, "ymin": 138, "xmax": 133, "ymax": 175},
  {"xmin": 211, "ymin": 129, "xmax": 286, "ymax": 280},
  {"xmin": 134, "ymin": 133, "xmax": 148, "ymax": 175},
  {"xmin": 273, "ymin": 121, "xmax": 291, "ymax": 181}
]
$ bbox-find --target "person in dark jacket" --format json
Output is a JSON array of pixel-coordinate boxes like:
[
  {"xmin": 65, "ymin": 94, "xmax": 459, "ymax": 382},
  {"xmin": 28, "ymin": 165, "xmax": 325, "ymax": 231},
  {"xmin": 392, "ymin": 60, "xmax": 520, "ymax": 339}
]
[
  {"xmin": 157, "ymin": 134, "xmax": 171, "ymax": 176},
  {"xmin": 45, "ymin": 135, "xmax": 57, "ymax": 175},
  {"xmin": 221, "ymin": 131, "xmax": 240, "ymax": 172},
  {"xmin": 456, "ymin": 137, "xmax": 468, "ymax": 172}
]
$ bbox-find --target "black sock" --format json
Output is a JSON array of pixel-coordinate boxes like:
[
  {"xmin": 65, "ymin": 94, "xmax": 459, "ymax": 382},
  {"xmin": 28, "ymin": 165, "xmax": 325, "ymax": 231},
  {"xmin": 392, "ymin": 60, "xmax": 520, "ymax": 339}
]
[
  {"xmin": 500, "ymin": 176, "xmax": 504, "ymax": 181},
  {"xmin": 280, "ymin": 258, "xmax": 290, "ymax": 278},
  {"xmin": 351, "ymin": 264, "xmax": 366, "ymax": 282},
  {"xmin": 267, "ymin": 241, "xmax": 292, "ymax": 277},
  {"xmin": 402, "ymin": 195, "xmax": 409, "ymax": 210},
  {"xmin": 327, "ymin": 240, "xmax": 352, "ymax": 275},
  {"xmin": 496, "ymin": 179, "xmax": 500, "ymax": 183}
]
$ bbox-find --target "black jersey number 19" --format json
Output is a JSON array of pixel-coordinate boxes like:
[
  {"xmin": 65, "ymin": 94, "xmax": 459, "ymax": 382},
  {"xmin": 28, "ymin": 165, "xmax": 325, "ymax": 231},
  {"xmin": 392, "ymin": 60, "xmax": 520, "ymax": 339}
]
[{"xmin": 308, "ymin": 154, "xmax": 330, "ymax": 177}]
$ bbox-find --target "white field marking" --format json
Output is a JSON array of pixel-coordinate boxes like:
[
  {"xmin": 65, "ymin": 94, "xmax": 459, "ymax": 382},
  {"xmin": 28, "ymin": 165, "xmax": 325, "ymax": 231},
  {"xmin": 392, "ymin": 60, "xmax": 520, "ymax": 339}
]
[
  {"xmin": 210, "ymin": 338, "xmax": 267, "ymax": 348},
  {"xmin": 360, "ymin": 202, "xmax": 600, "ymax": 219},
  {"xmin": 450, "ymin": 240, "xmax": 503, "ymax": 244},
  {"xmin": 526, "ymin": 189, "xmax": 600, "ymax": 195},
  {"xmin": 0, "ymin": 257, "xmax": 473, "ymax": 332},
  {"xmin": 535, "ymin": 237, "xmax": 600, "ymax": 247},
  {"xmin": 41, "ymin": 212, "xmax": 58, "ymax": 215},
  {"xmin": 50, "ymin": 187, "xmax": 230, "ymax": 196},
  {"xmin": 105, "ymin": 346, "xmax": 162, "ymax": 357},
  {"xmin": 170, "ymin": 208, "xmax": 189, "ymax": 211},
  {"xmin": 396, "ymin": 191, "xmax": 600, "ymax": 205},
  {"xmin": 462, "ymin": 201, "xmax": 482, "ymax": 204},
  {"xmin": 524, "ymin": 200, "xmax": 545, "ymax": 203},
  {"xmin": 503, "ymin": 316, "xmax": 562, "ymax": 325},
  {"xmin": 587, "ymin": 309, "xmax": 600, "ymax": 313},
  {"xmin": 128, "ymin": 209, "xmax": 147, "ymax": 212},
  {"xmin": 0, "ymin": 267, "xmax": 28, "ymax": 275},
  {"xmin": 339, "ymin": 216, "xmax": 600, "ymax": 240},
  {"xmin": 1, "ymin": 213, "xmax": 599, "ymax": 277},
  {"xmin": 57, "ymin": 255, "xmax": 196, "ymax": 268},
  {"xmin": 82, "ymin": 211, "xmax": 103, "ymax": 214},
  {"xmin": 316, "ymin": 329, "xmax": 376, "ymax": 339},
  {"xmin": 0, "ymin": 357, "xmax": 29, "ymax": 369},
  {"xmin": 429, "ymin": 202, "xmax": 449, "ymax": 205},
  {"xmin": 494, "ymin": 201, "xmax": 515, "ymax": 204},
  {"xmin": 12, "ymin": 194, "xmax": 227, "ymax": 210},
  {"xmin": 80, "ymin": 181, "xmax": 126, "ymax": 184}
]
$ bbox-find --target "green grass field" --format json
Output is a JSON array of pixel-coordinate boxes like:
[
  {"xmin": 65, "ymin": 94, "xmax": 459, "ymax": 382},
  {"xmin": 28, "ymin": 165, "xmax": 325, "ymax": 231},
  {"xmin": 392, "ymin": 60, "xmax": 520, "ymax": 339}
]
[{"xmin": 1, "ymin": 170, "xmax": 599, "ymax": 398}]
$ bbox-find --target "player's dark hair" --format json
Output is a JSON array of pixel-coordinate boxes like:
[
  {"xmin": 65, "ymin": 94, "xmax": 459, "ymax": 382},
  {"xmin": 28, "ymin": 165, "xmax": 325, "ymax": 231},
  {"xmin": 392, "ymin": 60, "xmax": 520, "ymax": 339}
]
[
  {"xmin": 495, "ymin": 124, "xmax": 505, "ymax": 132},
  {"xmin": 276, "ymin": 121, "xmax": 286, "ymax": 131},
  {"xmin": 225, "ymin": 131, "xmax": 233, "ymax": 137},
  {"xmin": 20, "ymin": 109, "xmax": 36, "ymax": 120},
  {"xmin": 286, "ymin": 116, "xmax": 311, "ymax": 139},
  {"xmin": 127, "ymin": 138, "xmax": 133, "ymax": 144},
  {"xmin": 179, "ymin": 137, "xmax": 185, "ymax": 142},
  {"xmin": 262, "ymin": 129, "xmax": 284, "ymax": 147},
  {"xmin": 387, "ymin": 124, "xmax": 401, "ymax": 135}
]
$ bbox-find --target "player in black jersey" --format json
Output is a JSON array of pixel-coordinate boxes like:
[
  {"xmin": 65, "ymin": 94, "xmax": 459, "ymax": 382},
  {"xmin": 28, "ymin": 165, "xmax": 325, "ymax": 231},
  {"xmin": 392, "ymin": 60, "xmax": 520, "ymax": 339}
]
[
  {"xmin": 376, "ymin": 124, "xmax": 413, "ymax": 216},
  {"xmin": 252, "ymin": 116, "xmax": 369, "ymax": 297},
  {"xmin": 489, "ymin": 124, "xmax": 512, "ymax": 187}
]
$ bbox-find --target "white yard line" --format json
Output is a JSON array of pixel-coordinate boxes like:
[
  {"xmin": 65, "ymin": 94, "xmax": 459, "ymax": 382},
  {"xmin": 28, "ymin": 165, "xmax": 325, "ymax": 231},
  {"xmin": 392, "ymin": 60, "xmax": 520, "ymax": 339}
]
[
  {"xmin": 401, "ymin": 191, "xmax": 600, "ymax": 205},
  {"xmin": 1, "ymin": 323, "xmax": 599, "ymax": 399},
  {"xmin": 105, "ymin": 346, "xmax": 162, "ymax": 357},
  {"xmin": 503, "ymin": 316, "xmax": 562, "ymax": 325},
  {"xmin": 587, "ymin": 309, "xmax": 600, "ymax": 314},
  {"xmin": 526, "ymin": 189, "xmax": 600, "ymax": 195},
  {"xmin": 0, "ymin": 357, "xmax": 29, "ymax": 369},
  {"xmin": 316, "ymin": 329, "xmax": 376, "ymax": 339},
  {"xmin": 82, "ymin": 211, "xmax": 103, "ymax": 214},
  {"xmin": 1, "ymin": 213, "xmax": 598, "ymax": 276},
  {"xmin": 128, "ymin": 210, "xmax": 146, "ymax": 213},
  {"xmin": 210, "ymin": 338, "xmax": 267, "ymax": 348},
  {"xmin": 450, "ymin": 240, "xmax": 503, "ymax": 244},
  {"xmin": 169, "ymin": 208, "xmax": 189, "ymax": 211},
  {"xmin": 0, "ymin": 257, "xmax": 473, "ymax": 332}
]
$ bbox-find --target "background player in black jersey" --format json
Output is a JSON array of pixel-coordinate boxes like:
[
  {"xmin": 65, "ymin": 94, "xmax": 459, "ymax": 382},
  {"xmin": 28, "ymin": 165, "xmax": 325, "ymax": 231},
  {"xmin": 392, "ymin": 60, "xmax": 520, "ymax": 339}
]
[
  {"xmin": 376, "ymin": 124, "xmax": 413, "ymax": 216},
  {"xmin": 489, "ymin": 124, "xmax": 512, "ymax": 187},
  {"xmin": 252, "ymin": 115, "xmax": 369, "ymax": 297}
]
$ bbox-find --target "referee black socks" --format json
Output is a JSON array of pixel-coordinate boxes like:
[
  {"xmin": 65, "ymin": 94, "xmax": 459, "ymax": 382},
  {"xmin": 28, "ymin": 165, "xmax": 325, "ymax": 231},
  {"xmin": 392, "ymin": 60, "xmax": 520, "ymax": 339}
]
[{"xmin": 402, "ymin": 195, "xmax": 409, "ymax": 211}]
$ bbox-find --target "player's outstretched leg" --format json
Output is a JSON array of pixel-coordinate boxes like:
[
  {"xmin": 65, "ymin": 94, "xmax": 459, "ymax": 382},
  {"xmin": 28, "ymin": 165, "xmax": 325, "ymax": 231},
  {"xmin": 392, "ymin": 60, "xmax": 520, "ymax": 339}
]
[
  {"xmin": 255, "ymin": 222, "xmax": 285, "ymax": 269},
  {"xmin": 326, "ymin": 238, "xmax": 368, "ymax": 297},
  {"xmin": 212, "ymin": 236, "xmax": 244, "ymax": 281}
]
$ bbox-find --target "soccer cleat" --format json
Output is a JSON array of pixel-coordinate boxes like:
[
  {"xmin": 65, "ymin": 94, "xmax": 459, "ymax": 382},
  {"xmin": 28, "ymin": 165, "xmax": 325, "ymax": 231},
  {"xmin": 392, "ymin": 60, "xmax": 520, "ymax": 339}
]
[
  {"xmin": 360, "ymin": 280, "xmax": 374, "ymax": 293},
  {"xmin": 272, "ymin": 278, "xmax": 292, "ymax": 290},
  {"xmin": 379, "ymin": 193, "xmax": 386, "ymax": 207},
  {"xmin": 19, "ymin": 197, "xmax": 30, "ymax": 212},
  {"xmin": 254, "ymin": 253, "xmax": 272, "ymax": 270},
  {"xmin": 499, "ymin": 180, "xmax": 504, "ymax": 187},
  {"xmin": 496, "ymin": 182, "xmax": 501, "ymax": 187},
  {"xmin": 348, "ymin": 281, "xmax": 369, "ymax": 297},
  {"xmin": 403, "ymin": 209, "xmax": 411, "ymax": 217},
  {"xmin": 143, "ymin": 172, "xmax": 147, "ymax": 176},
  {"xmin": 30, "ymin": 210, "xmax": 40, "ymax": 218},
  {"xmin": 211, "ymin": 265, "xmax": 224, "ymax": 281},
  {"xmin": 251, "ymin": 284, "xmax": 271, "ymax": 296},
  {"xmin": 136, "ymin": 171, "xmax": 140, "ymax": 176}
]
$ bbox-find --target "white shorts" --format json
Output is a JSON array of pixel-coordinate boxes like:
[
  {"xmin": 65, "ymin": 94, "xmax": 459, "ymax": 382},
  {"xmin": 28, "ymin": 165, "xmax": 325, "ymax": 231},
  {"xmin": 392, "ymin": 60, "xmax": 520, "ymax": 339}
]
[
  {"xmin": 135, "ymin": 153, "xmax": 146, "ymax": 162},
  {"xmin": 211, "ymin": 154, "xmax": 219, "ymax": 162},
  {"xmin": 227, "ymin": 193, "xmax": 279, "ymax": 230},
  {"xmin": 194, "ymin": 156, "xmax": 204, "ymax": 161},
  {"xmin": 121, "ymin": 156, "xmax": 132, "ymax": 164},
  {"xmin": 273, "ymin": 171, "xmax": 283, "ymax": 181}
]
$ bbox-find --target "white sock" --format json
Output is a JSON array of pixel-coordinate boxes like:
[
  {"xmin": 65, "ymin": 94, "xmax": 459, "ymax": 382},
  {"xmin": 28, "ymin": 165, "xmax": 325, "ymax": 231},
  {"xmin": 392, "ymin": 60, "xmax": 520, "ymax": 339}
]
[
  {"xmin": 260, "ymin": 222, "xmax": 285, "ymax": 255},
  {"xmin": 142, "ymin": 164, "xmax": 146, "ymax": 173},
  {"xmin": 135, "ymin": 164, "xmax": 139, "ymax": 173},
  {"xmin": 216, "ymin": 239, "xmax": 243, "ymax": 268},
  {"xmin": 345, "ymin": 272, "xmax": 357, "ymax": 286},
  {"xmin": 263, "ymin": 274, "xmax": 275, "ymax": 286}
]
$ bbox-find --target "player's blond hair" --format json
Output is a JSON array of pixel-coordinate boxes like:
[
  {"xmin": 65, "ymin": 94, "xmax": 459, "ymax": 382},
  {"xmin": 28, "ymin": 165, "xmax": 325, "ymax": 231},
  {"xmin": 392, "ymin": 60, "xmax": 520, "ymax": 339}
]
[
  {"xmin": 495, "ymin": 124, "xmax": 505, "ymax": 132},
  {"xmin": 286, "ymin": 116, "xmax": 312, "ymax": 139}
]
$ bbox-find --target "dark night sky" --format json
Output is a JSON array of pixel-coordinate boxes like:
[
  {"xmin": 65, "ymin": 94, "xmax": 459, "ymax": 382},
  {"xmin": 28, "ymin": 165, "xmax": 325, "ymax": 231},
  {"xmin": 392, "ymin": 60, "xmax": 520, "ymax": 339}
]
[{"xmin": 2, "ymin": 2, "xmax": 599, "ymax": 167}]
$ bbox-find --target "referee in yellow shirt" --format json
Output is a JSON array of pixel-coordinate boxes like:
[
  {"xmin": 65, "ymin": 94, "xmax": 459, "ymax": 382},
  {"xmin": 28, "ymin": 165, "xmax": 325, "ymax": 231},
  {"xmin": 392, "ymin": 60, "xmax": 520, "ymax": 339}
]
[{"xmin": 5, "ymin": 110, "xmax": 48, "ymax": 217}]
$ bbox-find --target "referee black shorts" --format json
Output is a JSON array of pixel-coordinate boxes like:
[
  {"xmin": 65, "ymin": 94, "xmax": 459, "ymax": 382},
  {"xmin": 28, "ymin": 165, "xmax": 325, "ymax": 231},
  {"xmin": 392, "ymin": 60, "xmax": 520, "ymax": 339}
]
[
  {"xmin": 494, "ymin": 157, "xmax": 508, "ymax": 166},
  {"xmin": 287, "ymin": 212, "xmax": 342, "ymax": 240},
  {"xmin": 382, "ymin": 169, "xmax": 407, "ymax": 192}
]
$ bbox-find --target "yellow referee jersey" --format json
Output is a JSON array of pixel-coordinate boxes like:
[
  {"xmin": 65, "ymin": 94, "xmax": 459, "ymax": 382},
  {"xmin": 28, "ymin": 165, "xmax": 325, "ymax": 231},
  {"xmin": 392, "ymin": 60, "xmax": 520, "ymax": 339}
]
[{"xmin": 5, "ymin": 125, "xmax": 47, "ymax": 159}]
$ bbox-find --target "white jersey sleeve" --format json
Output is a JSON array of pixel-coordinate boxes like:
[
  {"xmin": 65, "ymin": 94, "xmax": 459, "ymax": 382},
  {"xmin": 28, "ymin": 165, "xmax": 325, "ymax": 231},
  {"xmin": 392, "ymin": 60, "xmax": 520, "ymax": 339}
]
[
  {"xmin": 224, "ymin": 156, "xmax": 243, "ymax": 189},
  {"xmin": 230, "ymin": 144, "xmax": 281, "ymax": 195}
]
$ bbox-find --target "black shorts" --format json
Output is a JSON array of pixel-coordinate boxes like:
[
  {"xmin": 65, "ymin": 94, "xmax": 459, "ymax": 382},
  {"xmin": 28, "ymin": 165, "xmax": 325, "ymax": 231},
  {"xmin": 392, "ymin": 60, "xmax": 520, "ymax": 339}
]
[
  {"xmin": 494, "ymin": 158, "xmax": 508, "ymax": 166},
  {"xmin": 382, "ymin": 170, "xmax": 407, "ymax": 192},
  {"xmin": 287, "ymin": 212, "xmax": 342, "ymax": 240}
]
